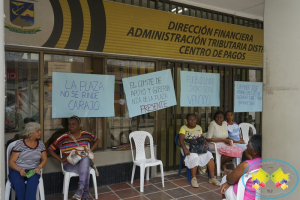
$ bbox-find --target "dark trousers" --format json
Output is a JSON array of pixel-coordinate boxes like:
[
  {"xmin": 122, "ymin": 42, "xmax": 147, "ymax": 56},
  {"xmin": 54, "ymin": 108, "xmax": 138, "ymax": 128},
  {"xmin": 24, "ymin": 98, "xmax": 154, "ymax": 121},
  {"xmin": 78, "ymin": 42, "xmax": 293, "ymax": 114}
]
[{"xmin": 8, "ymin": 169, "xmax": 40, "ymax": 200}]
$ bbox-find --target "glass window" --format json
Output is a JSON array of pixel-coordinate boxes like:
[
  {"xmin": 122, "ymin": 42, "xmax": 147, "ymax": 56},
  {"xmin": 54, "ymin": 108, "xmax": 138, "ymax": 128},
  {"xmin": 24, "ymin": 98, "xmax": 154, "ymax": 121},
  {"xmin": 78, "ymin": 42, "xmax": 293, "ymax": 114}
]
[
  {"xmin": 165, "ymin": 3, "xmax": 169, "ymax": 12},
  {"xmin": 142, "ymin": 0, "xmax": 147, "ymax": 7},
  {"xmin": 106, "ymin": 59, "xmax": 155, "ymax": 148},
  {"xmin": 5, "ymin": 51, "xmax": 39, "ymax": 144},
  {"xmin": 150, "ymin": 0, "xmax": 155, "ymax": 9},
  {"xmin": 43, "ymin": 54, "xmax": 98, "ymax": 149},
  {"xmin": 190, "ymin": 9, "xmax": 195, "ymax": 17},
  {"xmin": 158, "ymin": 2, "xmax": 163, "ymax": 10}
]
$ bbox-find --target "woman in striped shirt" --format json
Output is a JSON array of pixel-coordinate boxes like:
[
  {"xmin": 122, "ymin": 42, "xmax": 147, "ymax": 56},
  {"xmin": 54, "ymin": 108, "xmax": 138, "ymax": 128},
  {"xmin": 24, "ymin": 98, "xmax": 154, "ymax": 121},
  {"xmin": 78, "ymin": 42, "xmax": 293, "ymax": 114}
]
[
  {"xmin": 8, "ymin": 122, "xmax": 47, "ymax": 200},
  {"xmin": 47, "ymin": 116, "xmax": 100, "ymax": 200}
]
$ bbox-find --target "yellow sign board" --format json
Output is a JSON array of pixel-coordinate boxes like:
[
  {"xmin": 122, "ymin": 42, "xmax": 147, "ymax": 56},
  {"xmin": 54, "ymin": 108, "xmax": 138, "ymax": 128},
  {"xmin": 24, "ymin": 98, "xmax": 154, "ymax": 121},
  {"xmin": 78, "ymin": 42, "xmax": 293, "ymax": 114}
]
[
  {"xmin": 103, "ymin": 1, "xmax": 263, "ymax": 66},
  {"xmin": 4, "ymin": 0, "xmax": 263, "ymax": 66}
]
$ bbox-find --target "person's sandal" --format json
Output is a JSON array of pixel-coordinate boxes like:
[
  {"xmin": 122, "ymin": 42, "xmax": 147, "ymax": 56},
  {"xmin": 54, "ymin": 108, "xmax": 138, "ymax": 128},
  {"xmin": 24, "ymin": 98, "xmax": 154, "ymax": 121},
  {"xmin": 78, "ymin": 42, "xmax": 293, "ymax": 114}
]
[
  {"xmin": 209, "ymin": 177, "xmax": 221, "ymax": 186},
  {"xmin": 191, "ymin": 177, "xmax": 199, "ymax": 188}
]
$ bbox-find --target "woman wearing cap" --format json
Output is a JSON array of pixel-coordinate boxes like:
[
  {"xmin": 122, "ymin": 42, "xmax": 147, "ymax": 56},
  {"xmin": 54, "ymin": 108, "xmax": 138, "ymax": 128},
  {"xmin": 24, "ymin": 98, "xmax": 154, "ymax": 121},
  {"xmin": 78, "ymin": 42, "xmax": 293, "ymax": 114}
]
[
  {"xmin": 47, "ymin": 116, "xmax": 100, "ymax": 200},
  {"xmin": 220, "ymin": 134, "xmax": 262, "ymax": 200},
  {"xmin": 8, "ymin": 122, "xmax": 47, "ymax": 200}
]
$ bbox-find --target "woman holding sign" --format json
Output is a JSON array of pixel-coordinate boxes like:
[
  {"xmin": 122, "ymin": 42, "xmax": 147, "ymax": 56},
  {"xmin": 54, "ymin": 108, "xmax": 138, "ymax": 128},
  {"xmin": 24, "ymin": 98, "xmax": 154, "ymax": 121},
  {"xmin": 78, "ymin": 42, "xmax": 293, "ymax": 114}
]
[
  {"xmin": 47, "ymin": 116, "xmax": 99, "ymax": 200},
  {"xmin": 179, "ymin": 114, "xmax": 220, "ymax": 188},
  {"xmin": 206, "ymin": 111, "xmax": 243, "ymax": 171}
]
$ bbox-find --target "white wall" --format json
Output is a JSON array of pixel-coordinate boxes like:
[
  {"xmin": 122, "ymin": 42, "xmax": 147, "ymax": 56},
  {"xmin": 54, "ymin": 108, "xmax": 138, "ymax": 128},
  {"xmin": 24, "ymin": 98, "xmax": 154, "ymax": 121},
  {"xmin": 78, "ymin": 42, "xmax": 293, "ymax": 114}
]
[{"xmin": 263, "ymin": 0, "xmax": 300, "ymax": 199}]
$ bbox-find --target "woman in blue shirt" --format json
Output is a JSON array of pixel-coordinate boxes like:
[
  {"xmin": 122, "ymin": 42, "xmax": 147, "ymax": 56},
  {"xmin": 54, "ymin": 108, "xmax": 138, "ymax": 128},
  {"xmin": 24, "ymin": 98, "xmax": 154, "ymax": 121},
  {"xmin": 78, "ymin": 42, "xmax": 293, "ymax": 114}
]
[{"xmin": 225, "ymin": 111, "xmax": 251, "ymax": 160}]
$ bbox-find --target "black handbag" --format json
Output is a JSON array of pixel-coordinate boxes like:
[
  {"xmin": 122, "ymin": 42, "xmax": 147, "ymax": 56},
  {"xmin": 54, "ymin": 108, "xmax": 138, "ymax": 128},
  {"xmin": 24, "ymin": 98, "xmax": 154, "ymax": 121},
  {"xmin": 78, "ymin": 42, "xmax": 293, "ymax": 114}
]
[{"xmin": 184, "ymin": 136, "xmax": 207, "ymax": 154}]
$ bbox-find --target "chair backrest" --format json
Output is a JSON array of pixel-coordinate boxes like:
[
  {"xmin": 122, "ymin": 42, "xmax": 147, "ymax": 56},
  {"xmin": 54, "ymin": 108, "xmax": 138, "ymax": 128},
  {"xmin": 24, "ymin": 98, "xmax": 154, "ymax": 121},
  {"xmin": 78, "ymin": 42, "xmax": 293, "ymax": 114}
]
[
  {"xmin": 237, "ymin": 169, "xmax": 260, "ymax": 200},
  {"xmin": 239, "ymin": 123, "xmax": 257, "ymax": 144},
  {"xmin": 6, "ymin": 140, "xmax": 21, "ymax": 177},
  {"xmin": 129, "ymin": 131, "xmax": 155, "ymax": 161},
  {"xmin": 202, "ymin": 132, "xmax": 208, "ymax": 138}
]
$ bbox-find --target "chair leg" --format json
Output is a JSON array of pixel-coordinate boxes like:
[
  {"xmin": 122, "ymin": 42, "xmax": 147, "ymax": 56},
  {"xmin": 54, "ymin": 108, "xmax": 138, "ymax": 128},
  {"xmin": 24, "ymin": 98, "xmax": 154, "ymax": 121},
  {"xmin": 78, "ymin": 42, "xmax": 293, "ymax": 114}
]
[
  {"xmin": 236, "ymin": 157, "xmax": 241, "ymax": 166},
  {"xmin": 63, "ymin": 175, "xmax": 70, "ymax": 200},
  {"xmin": 216, "ymin": 153, "xmax": 221, "ymax": 177},
  {"xmin": 178, "ymin": 156, "xmax": 183, "ymax": 176},
  {"xmin": 36, "ymin": 187, "xmax": 40, "ymax": 200},
  {"xmin": 160, "ymin": 163, "xmax": 164, "ymax": 187},
  {"xmin": 92, "ymin": 172, "xmax": 98, "ymax": 200},
  {"xmin": 38, "ymin": 178, "xmax": 45, "ymax": 200},
  {"xmin": 146, "ymin": 167, "xmax": 150, "ymax": 181},
  {"xmin": 186, "ymin": 168, "xmax": 191, "ymax": 183},
  {"xmin": 5, "ymin": 181, "xmax": 11, "ymax": 200},
  {"xmin": 140, "ymin": 165, "xmax": 145, "ymax": 192},
  {"xmin": 131, "ymin": 164, "xmax": 136, "ymax": 184}
]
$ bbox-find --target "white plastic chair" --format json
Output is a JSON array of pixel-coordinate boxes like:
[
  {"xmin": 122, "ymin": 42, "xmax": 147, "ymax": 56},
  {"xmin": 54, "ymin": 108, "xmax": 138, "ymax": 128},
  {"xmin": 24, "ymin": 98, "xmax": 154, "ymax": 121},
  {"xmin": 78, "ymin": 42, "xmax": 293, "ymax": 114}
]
[
  {"xmin": 129, "ymin": 131, "xmax": 164, "ymax": 192},
  {"xmin": 237, "ymin": 169, "xmax": 261, "ymax": 200},
  {"xmin": 203, "ymin": 132, "xmax": 237, "ymax": 177},
  {"xmin": 5, "ymin": 140, "xmax": 45, "ymax": 200},
  {"xmin": 60, "ymin": 144, "xmax": 98, "ymax": 200},
  {"xmin": 239, "ymin": 123, "xmax": 257, "ymax": 144}
]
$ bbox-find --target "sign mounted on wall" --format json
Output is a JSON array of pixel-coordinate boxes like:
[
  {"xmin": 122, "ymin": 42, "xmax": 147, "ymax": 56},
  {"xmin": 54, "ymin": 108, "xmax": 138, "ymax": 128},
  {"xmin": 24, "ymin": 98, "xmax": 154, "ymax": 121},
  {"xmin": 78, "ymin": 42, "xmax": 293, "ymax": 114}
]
[
  {"xmin": 234, "ymin": 81, "xmax": 263, "ymax": 112},
  {"xmin": 122, "ymin": 69, "xmax": 177, "ymax": 118},
  {"xmin": 4, "ymin": 0, "xmax": 263, "ymax": 67},
  {"xmin": 52, "ymin": 72, "xmax": 115, "ymax": 118},
  {"xmin": 180, "ymin": 71, "xmax": 220, "ymax": 107}
]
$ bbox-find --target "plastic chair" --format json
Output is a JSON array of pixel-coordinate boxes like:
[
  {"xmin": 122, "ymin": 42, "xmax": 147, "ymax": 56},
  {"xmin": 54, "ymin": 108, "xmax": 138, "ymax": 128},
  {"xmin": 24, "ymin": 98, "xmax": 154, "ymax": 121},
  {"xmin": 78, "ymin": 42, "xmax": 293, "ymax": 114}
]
[
  {"xmin": 236, "ymin": 169, "xmax": 261, "ymax": 200},
  {"xmin": 174, "ymin": 134, "xmax": 192, "ymax": 183},
  {"xmin": 203, "ymin": 132, "xmax": 237, "ymax": 177},
  {"xmin": 239, "ymin": 123, "xmax": 257, "ymax": 144},
  {"xmin": 60, "ymin": 144, "xmax": 98, "ymax": 200},
  {"xmin": 5, "ymin": 140, "xmax": 45, "ymax": 200},
  {"xmin": 129, "ymin": 131, "xmax": 164, "ymax": 192}
]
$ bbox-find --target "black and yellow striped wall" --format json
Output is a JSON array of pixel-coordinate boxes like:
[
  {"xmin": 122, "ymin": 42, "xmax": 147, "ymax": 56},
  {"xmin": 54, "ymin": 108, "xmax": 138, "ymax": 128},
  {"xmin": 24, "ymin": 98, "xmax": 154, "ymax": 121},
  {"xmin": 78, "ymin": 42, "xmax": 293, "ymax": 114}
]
[{"xmin": 43, "ymin": 0, "xmax": 106, "ymax": 52}]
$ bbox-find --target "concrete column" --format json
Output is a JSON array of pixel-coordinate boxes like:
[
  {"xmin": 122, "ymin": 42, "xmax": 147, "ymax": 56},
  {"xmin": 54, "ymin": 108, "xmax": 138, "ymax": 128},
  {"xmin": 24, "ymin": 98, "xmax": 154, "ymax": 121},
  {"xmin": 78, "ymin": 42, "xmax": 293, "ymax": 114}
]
[
  {"xmin": 263, "ymin": 0, "xmax": 300, "ymax": 199},
  {"xmin": 0, "ymin": 0, "xmax": 6, "ymax": 199}
]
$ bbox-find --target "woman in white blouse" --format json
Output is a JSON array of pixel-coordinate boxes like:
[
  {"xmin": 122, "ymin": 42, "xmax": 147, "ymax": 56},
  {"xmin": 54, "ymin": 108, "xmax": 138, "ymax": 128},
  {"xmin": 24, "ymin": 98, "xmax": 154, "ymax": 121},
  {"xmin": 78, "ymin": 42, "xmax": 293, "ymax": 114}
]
[{"xmin": 206, "ymin": 111, "xmax": 243, "ymax": 171}]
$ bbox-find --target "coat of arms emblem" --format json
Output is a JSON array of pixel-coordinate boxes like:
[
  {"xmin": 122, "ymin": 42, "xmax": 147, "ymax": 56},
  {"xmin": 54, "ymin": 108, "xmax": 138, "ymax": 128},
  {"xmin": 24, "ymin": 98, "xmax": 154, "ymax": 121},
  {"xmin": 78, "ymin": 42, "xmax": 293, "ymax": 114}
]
[{"xmin": 10, "ymin": 0, "xmax": 34, "ymax": 27}]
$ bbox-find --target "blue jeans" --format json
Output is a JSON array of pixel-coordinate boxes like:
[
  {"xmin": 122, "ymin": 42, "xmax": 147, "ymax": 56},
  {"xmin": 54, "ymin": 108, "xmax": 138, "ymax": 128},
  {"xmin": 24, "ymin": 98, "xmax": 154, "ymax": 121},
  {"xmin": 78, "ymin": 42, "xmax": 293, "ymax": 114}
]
[
  {"xmin": 8, "ymin": 169, "xmax": 40, "ymax": 200},
  {"xmin": 64, "ymin": 157, "xmax": 91, "ymax": 192}
]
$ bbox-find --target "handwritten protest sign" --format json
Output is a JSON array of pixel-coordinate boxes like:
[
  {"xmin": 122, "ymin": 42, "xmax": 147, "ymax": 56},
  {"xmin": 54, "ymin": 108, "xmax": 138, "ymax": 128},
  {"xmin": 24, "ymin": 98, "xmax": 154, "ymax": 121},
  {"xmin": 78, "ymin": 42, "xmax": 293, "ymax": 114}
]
[
  {"xmin": 180, "ymin": 71, "xmax": 220, "ymax": 107},
  {"xmin": 52, "ymin": 72, "xmax": 115, "ymax": 118},
  {"xmin": 122, "ymin": 69, "xmax": 176, "ymax": 117},
  {"xmin": 234, "ymin": 81, "xmax": 262, "ymax": 112}
]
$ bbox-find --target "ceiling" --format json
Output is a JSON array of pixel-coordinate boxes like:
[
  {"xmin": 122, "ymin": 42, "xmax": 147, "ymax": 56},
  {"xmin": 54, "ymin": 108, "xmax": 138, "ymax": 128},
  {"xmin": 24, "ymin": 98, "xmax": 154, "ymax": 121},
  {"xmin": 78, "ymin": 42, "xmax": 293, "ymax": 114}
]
[{"xmin": 172, "ymin": 0, "xmax": 264, "ymax": 20}]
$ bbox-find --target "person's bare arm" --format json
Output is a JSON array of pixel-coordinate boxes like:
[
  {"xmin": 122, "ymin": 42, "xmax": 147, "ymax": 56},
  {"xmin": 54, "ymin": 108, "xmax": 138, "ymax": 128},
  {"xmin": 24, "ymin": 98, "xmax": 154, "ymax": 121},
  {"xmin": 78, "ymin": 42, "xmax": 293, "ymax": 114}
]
[
  {"xmin": 179, "ymin": 134, "xmax": 190, "ymax": 155},
  {"xmin": 35, "ymin": 151, "xmax": 47, "ymax": 175},
  {"xmin": 226, "ymin": 161, "xmax": 249, "ymax": 185},
  {"xmin": 9, "ymin": 152, "xmax": 26, "ymax": 177},
  {"xmin": 206, "ymin": 137, "xmax": 232, "ymax": 145},
  {"xmin": 47, "ymin": 148, "xmax": 66, "ymax": 163},
  {"xmin": 90, "ymin": 138, "xmax": 100, "ymax": 152}
]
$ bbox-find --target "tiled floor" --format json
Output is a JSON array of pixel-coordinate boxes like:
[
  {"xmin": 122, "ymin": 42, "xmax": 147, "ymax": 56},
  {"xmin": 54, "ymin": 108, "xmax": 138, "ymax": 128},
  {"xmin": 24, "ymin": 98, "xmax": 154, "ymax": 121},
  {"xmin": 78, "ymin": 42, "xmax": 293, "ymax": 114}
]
[{"xmin": 45, "ymin": 172, "xmax": 223, "ymax": 200}]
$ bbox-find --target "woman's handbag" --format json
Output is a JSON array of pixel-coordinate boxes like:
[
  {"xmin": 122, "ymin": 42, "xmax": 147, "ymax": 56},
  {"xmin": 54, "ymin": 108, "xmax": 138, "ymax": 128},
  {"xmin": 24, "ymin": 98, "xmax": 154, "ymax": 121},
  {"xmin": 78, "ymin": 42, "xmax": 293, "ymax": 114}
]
[
  {"xmin": 67, "ymin": 133, "xmax": 95, "ymax": 165},
  {"xmin": 184, "ymin": 136, "xmax": 207, "ymax": 154}
]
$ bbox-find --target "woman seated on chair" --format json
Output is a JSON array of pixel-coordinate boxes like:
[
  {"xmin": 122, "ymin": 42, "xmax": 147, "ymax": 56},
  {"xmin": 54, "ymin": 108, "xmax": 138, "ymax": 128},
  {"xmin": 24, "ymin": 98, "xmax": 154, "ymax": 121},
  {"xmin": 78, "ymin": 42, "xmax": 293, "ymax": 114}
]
[
  {"xmin": 206, "ymin": 111, "xmax": 243, "ymax": 171},
  {"xmin": 220, "ymin": 134, "xmax": 262, "ymax": 200},
  {"xmin": 47, "ymin": 116, "xmax": 100, "ymax": 200},
  {"xmin": 225, "ymin": 110, "xmax": 252, "ymax": 160},
  {"xmin": 8, "ymin": 122, "xmax": 47, "ymax": 200},
  {"xmin": 179, "ymin": 114, "xmax": 220, "ymax": 188}
]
